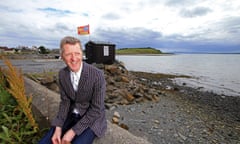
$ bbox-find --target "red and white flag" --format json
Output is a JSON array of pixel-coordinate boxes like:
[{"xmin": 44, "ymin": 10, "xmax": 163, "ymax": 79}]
[{"xmin": 77, "ymin": 24, "xmax": 90, "ymax": 35}]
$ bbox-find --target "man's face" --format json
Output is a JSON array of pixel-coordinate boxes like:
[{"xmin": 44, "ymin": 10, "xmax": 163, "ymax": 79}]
[{"xmin": 61, "ymin": 43, "xmax": 83, "ymax": 72}]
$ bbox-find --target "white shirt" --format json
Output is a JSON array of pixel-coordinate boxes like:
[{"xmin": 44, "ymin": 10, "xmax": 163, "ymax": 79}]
[{"xmin": 70, "ymin": 63, "xmax": 83, "ymax": 91}]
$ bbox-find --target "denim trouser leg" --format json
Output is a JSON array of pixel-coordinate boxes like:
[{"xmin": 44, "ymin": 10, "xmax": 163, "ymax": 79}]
[
  {"xmin": 38, "ymin": 127, "xmax": 96, "ymax": 144},
  {"xmin": 38, "ymin": 127, "xmax": 55, "ymax": 144},
  {"xmin": 38, "ymin": 113, "xmax": 96, "ymax": 144},
  {"xmin": 72, "ymin": 127, "xmax": 96, "ymax": 144}
]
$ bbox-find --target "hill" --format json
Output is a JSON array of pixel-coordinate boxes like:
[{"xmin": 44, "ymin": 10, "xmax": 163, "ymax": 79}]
[{"xmin": 116, "ymin": 47, "xmax": 162, "ymax": 55}]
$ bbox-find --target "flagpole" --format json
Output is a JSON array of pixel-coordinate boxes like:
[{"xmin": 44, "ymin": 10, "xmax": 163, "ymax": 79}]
[{"xmin": 88, "ymin": 24, "xmax": 90, "ymax": 42}]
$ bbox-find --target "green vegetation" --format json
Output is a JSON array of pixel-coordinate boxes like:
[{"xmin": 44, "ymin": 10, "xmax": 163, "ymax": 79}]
[
  {"xmin": 116, "ymin": 47, "xmax": 162, "ymax": 55},
  {"xmin": 0, "ymin": 58, "xmax": 43, "ymax": 143},
  {"xmin": 38, "ymin": 46, "xmax": 50, "ymax": 54},
  {"xmin": 25, "ymin": 70, "xmax": 58, "ymax": 85}
]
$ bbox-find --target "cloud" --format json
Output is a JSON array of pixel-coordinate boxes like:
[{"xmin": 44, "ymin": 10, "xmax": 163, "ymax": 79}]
[
  {"xmin": 37, "ymin": 7, "xmax": 74, "ymax": 16},
  {"xmin": 0, "ymin": 0, "xmax": 240, "ymax": 53},
  {"xmin": 180, "ymin": 7, "xmax": 212, "ymax": 18},
  {"xmin": 102, "ymin": 13, "xmax": 121, "ymax": 20},
  {"xmin": 91, "ymin": 27, "xmax": 162, "ymax": 48},
  {"xmin": 165, "ymin": 0, "xmax": 195, "ymax": 7}
]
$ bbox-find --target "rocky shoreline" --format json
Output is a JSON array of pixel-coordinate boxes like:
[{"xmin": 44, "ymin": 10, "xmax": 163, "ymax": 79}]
[
  {"xmin": 26, "ymin": 61, "xmax": 240, "ymax": 144},
  {"xmin": 108, "ymin": 71, "xmax": 240, "ymax": 144}
]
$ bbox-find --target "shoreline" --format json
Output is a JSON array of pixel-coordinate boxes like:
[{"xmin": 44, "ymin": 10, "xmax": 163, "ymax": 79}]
[
  {"xmin": 131, "ymin": 71, "xmax": 240, "ymax": 97},
  {"xmin": 106, "ymin": 71, "xmax": 240, "ymax": 144},
  {"xmin": 116, "ymin": 53, "xmax": 174, "ymax": 56}
]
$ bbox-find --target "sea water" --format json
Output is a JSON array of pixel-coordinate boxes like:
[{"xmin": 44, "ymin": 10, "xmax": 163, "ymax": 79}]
[
  {"xmin": 116, "ymin": 54, "xmax": 240, "ymax": 97},
  {"xmin": 1, "ymin": 54, "xmax": 239, "ymax": 96}
]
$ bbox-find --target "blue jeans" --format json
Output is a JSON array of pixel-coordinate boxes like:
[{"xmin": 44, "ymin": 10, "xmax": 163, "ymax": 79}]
[{"xmin": 38, "ymin": 113, "xmax": 96, "ymax": 144}]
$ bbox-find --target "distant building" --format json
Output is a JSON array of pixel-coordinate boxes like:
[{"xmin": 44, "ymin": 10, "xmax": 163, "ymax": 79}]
[
  {"xmin": 85, "ymin": 41, "xmax": 116, "ymax": 64},
  {"xmin": 0, "ymin": 46, "xmax": 16, "ymax": 54},
  {"xmin": 31, "ymin": 46, "xmax": 38, "ymax": 51},
  {"xmin": 0, "ymin": 47, "xmax": 6, "ymax": 53}
]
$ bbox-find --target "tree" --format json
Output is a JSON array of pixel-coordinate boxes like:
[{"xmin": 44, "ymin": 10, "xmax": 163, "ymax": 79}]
[{"xmin": 38, "ymin": 46, "xmax": 49, "ymax": 54}]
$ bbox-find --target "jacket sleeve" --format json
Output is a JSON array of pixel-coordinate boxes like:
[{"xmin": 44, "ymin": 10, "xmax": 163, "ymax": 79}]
[{"xmin": 51, "ymin": 70, "xmax": 71, "ymax": 128}]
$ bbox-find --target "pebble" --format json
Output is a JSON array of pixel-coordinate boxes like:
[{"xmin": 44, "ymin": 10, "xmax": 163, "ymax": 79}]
[{"xmin": 113, "ymin": 111, "xmax": 120, "ymax": 118}]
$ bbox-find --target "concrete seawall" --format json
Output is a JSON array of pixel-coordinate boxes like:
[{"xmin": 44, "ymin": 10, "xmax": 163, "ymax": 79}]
[{"xmin": 24, "ymin": 77, "xmax": 151, "ymax": 144}]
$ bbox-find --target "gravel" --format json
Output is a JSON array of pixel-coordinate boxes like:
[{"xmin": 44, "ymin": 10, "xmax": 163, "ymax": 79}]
[{"xmin": 106, "ymin": 72, "xmax": 240, "ymax": 144}]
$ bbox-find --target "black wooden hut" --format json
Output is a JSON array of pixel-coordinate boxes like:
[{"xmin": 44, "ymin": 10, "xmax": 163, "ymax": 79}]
[{"xmin": 85, "ymin": 41, "xmax": 115, "ymax": 64}]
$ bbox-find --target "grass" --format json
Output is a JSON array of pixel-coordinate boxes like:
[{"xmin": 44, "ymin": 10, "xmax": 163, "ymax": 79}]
[
  {"xmin": 25, "ymin": 70, "xmax": 57, "ymax": 83},
  {"xmin": 116, "ymin": 47, "xmax": 162, "ymax": 55},
  {"xmin": 3, "ymin": 58, "xmax": 38, "ymax": 130}
]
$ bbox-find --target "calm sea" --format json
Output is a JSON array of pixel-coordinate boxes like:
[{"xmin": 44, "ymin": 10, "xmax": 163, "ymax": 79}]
[
  {"xmin": 116, "ymin": 54, "xmax": 240, "ymax": 97},
  {"xmin": 0, "ymin": 54, "xmax": 239, "ymax": 96}
]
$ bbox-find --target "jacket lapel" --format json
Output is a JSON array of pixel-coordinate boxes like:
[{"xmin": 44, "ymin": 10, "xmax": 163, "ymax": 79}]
[
  {"xmin": 77, "ymin": 62, "xmax": 89, "ymax": 92},
  {"xmin": 63, "ymin": 67, "xmax": 75, "ymax": 100}
]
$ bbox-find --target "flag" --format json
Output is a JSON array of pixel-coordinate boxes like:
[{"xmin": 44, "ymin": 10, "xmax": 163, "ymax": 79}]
[{"xmin": 77, "ymin": 24, "xmax": 90, "ymax": 35}]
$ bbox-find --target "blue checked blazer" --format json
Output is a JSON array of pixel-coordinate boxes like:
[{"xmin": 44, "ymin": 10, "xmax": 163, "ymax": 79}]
[{"xmin": 51, "ymin": 62, "xmax": 107, "ymax": 137}]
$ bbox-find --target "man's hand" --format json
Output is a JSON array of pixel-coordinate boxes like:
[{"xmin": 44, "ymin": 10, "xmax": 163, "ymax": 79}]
[
  {"xmin": 62, "ymin": 140, "xmax": 71, "ymax": 144},
  {"xmin": 52, "ymin": 127, "xmax": 62, "ymax": 144},
  {"xmin": 62, "ymin": 129, "xmax": 76, "ymax": 143}
]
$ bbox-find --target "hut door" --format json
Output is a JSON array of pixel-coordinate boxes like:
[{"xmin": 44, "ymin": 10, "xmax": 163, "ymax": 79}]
[{"xmin": 103, "ymin": 46, "xmax": 109, "ymax": 56}]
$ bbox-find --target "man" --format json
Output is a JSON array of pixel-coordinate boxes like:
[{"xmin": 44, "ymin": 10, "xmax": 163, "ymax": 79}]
[{"xmin": 39, "ymin": 36, "xmax": 107, "ymax": 144}]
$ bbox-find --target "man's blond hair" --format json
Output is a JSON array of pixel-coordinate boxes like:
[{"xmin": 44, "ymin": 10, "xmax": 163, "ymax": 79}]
[{"xmin": 60, "ymin": 36, "xmax": 82, "ymax": 55}]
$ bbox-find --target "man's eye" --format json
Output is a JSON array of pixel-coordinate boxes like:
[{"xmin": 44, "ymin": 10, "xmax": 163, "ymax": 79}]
[
  {"xmin": 64, "ymin": 53, "xmax": 71, "ymax": 57},
  {"xmin": 75, "ymin": 53, "xmax": 81, "ymax": 56}
]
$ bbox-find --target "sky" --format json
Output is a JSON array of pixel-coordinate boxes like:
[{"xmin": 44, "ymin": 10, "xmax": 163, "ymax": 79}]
[{"xmin": 0, "ymin": 0, "xmax": 240, "ymax": 53}]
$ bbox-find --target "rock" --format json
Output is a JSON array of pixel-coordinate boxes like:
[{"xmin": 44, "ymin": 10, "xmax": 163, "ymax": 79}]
[
  {"xmin": 111, "ymin": 111, "xmax": 121, "ymax": 125},
  {"xmin": 112, "ymin": 117, "xmax": 119, "ymax": 124},
  {"xmin": 29, "ymin": 61, "xmax": 166, "ymax": 113},
  {"xmin": 154, "ymin": 120, "xmax": 160, "ymax": 124},
  {"xmin": 40, "ymin": 76, "xmax": 54, "ymax": 84},
  {"xmin": 48, "ymin": 83, "xmax": 59, "ymax": 92},
  {"xmin": 121, "ymin": 76, "xmax": 130, "ymax": 83},
  {"xmin": 119, "ymin": 123, "xmax": 129, "ymax": 130},
  {"xmin": 178, "ymin": 132, "xmax": 187, "ymax": 141},
  {"xmin": 105, "ymin": 65, "xmax": 121, "ymax": 75},
  {"xmin": 123, "ymin": 91, "xmax": 135, "ymax": 102},
  {"xmin": 113, "ymin": 111, "xmax": 120, "ymax": 118}
]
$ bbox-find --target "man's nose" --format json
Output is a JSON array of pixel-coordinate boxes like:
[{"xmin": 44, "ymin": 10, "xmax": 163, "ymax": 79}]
[{"xmin": 71, "ymin": 53, "xmax": 77, "ymax": 60}]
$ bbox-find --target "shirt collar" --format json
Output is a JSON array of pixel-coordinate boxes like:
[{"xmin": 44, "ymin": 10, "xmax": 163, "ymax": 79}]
[{"xmin": 70, "ymin": 62, "xmax": 83, "ymax": 78}]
